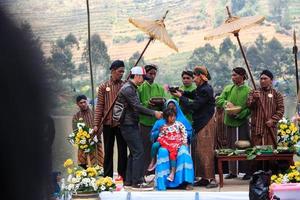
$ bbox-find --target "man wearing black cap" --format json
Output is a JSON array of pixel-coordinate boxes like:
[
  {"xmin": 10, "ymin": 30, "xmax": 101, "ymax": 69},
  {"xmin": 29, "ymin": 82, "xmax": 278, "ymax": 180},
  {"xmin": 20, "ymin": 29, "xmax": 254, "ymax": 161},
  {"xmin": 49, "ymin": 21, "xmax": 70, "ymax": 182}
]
[
  {"xmin": 73, "ymin": 95, "xmax": 103, "ymax": 168},
  {"xmin": 216, "ymin": 67, "xmax": 252, "ymax": 180},
  {"xmin": 138, "ymin": 64, "xmax": 167, "ymax": 175},
  {"xmin": 247, "ymin": 70, "xmax": 284, "ymax": 147},
  {"xmin": 93, "ymin": 60, "xmax": 127, "ymax": 181}
]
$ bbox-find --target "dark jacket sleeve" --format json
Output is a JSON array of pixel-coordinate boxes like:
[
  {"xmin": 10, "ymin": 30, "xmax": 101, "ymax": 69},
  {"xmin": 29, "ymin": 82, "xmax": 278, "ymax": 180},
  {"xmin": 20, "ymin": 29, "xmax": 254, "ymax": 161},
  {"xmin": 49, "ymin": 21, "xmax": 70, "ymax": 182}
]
[
  {"xmin": 122, "ymin": 86, "xmax": 155, "ymax": 117},
  {"xmin": 182, "ymin": 90, "xmax": 196, "ymax": 100},
  {"xmin": 180, "ymin": 86, "xmax": 212, "ymax": 111}
]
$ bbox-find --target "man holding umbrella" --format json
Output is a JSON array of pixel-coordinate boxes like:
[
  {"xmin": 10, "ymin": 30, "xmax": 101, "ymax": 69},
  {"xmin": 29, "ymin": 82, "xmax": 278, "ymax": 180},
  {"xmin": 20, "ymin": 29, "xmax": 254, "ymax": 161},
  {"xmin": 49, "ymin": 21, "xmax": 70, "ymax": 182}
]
[{"xmin": 247, "ymin": 70, "xmax": 284, "ymax": 148}]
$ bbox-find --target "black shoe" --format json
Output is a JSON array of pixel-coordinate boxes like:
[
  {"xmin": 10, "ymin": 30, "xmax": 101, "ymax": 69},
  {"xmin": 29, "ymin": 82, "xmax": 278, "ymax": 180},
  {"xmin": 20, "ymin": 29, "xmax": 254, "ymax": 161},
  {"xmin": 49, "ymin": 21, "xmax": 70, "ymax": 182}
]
[
  {"xmin": 224, "ymin": 173, "xmax": 237, "ymax": 179},
  {"xmin": 132, "ymin": 182, "xmax": 154, "ymax": 191},
  {"xmin": 206, "ymin": 180, "xmax": 218, "ymax": 189},
  {"xmin": 242, "ymin": 174, "xmax": 251, "ymax": 180},
  {"xmin": 194, "ymin": 179, "xmax": 209, "ymax": 186}
]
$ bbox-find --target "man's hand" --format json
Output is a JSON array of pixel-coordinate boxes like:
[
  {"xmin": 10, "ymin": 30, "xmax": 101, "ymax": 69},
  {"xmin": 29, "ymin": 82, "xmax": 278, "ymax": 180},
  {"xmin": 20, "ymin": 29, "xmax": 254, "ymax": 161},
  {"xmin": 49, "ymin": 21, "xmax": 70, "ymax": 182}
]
[
  {"xmin": 154, "ymin": 111, "xmax": 163, "ymax": 119},
  {"xmin": 253, "ymin": 90, "xmax": 260, "ymax": 99},
  {"xmin": 93, "ymin": 126, "xmax": 98, "ymax": 133},
  {"xmin": 225, "ymin": 101, "xmax": 234, "ymax": 108},
  {"xmin": 171, "ymin": 90, "xmax": 182, "ymax": 98},
  {"xmin": 265, "ymin": 119, "xmax": 274, "ymax": 128},
  {"xmin": 148, "ymin": 100, "xmax": 156, "ymax": 106}
]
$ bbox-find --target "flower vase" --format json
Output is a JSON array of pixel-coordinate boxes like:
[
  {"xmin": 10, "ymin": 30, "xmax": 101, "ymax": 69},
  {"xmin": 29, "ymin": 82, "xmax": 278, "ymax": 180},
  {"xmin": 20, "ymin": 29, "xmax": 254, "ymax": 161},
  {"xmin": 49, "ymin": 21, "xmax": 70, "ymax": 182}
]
[{"xmin": 72, "ymin": 193, "xmax": 100, "ymax": 200}]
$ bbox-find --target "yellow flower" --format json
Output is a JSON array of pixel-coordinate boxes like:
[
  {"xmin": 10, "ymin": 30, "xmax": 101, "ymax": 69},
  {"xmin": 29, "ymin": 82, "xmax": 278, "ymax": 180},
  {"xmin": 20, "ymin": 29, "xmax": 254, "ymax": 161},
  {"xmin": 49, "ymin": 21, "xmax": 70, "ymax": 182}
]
[
  {"xmin": 295, "ymin": 161, "xmax": 300, "ymax": 167},
  {"xmin": 271, "ymin": 175, "xmax": 277, "ymax": 181},
  {"xmin": 280, "ymin": 124, "xmax": 285, "ymax": 129},
  {"xmin": 290, "ymin": 166, "xmax": 296, "ymax": 170},
  {"xmin": 107, "ymin": 181, "xmax": 112, "ymax": 187},
  {"xmin": 286, "ymin": 129, "xmax": 291, "ymax": 134},
  {"xmin": 67, "ymin": 168, "xmax": 73, "ymax": 174},
  {"xmin": 64, "ymin": 159, "xmax": 73, "ymax": 168},
  {"xmin": 75, "ymin": 170, "xmax": 83, "ymax": 177}
]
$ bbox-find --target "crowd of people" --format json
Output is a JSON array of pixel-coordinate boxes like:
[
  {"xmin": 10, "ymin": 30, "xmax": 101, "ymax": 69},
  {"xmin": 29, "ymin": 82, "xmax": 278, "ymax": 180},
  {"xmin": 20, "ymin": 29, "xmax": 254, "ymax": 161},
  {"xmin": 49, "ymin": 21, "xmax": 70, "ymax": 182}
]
[{"xmin": 72, "ymin": 59, "xmax": 285, "ymax": 191}]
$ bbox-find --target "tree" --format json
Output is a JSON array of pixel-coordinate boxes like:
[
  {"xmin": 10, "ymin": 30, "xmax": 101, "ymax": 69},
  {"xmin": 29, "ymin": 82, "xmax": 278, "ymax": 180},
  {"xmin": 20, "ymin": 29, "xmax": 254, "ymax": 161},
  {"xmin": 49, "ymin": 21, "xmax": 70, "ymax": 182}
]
[
  {"xmin": 82, "ymin": 34, "xmax": 111, "ymax": 83},
  {"xmin": 126, "ymin": 51, "xmax": 145, "ymax": 75},
  {"xmin": 48, "ymin": 33, "xmax": 78, "ymax": 90},
  {"xmin": 268, "ymin": 0, "xmax": 291, "ymax": 30}
]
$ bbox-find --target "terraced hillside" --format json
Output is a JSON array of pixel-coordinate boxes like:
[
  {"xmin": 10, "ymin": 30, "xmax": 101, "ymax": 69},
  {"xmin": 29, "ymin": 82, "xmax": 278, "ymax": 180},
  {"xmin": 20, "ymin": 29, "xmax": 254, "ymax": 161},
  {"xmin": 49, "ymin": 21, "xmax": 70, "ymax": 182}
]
[{"xmin": 2, "ymin": 0, "xmax": 300, "ymax": 64}]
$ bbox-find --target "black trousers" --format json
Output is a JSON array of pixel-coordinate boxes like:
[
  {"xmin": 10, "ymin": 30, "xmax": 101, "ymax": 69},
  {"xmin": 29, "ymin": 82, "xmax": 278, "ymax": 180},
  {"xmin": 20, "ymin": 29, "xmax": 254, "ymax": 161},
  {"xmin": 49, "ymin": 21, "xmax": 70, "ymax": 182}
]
[
  {"xmin": 103, "ymin": 125, "xmax": 127, "ymax": 179},
  {"xmin": 120, "ymin": 124, "xmax": 145, "ymax": 185},
  {"xmin": 139, "ymin": 124, "xmax": 153, "ymax": 174}
]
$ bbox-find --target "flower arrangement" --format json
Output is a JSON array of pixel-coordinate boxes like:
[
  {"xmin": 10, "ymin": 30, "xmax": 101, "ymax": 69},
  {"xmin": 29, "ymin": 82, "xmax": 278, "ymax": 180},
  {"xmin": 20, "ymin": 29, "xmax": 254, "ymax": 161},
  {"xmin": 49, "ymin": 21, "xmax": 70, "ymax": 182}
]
[
  {"xmin": 61, "ymin": 159, "xmax": 116, "ymax": 196},
  {"xmin": 271, "ymin": 161, "xmax": 300, "ymax": 184},
  {"xmin": 68, "ymin": 120, "xmax": 98, "ymax": 153},
  {"xmin": 277, "ymin": 117, "xmax": 300, "ymax": 148}
]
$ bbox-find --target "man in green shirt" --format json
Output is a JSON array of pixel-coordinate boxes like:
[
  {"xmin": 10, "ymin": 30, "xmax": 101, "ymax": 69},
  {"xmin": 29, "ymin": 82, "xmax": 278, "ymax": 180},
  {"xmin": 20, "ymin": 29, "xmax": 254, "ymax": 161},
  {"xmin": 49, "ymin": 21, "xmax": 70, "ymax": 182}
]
[
  {"xmin": 138, "ymin": 64, "xmax": 167, "ymax": 174},
  {"xmin": 179, "ymin": 70, "xmax": 196, "ymax": 123},
  {"xmin": 216, "ymin": 67, "xmax": 251, "ymax": 180}
]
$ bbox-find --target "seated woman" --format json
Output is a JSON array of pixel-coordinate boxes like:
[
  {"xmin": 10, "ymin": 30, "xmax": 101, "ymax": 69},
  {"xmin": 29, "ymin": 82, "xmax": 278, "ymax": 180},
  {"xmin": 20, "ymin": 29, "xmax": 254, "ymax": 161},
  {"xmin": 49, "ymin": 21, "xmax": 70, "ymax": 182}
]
[{"xmin": 151, "ymin": 99, "xmax": 194, "ymax": 190}]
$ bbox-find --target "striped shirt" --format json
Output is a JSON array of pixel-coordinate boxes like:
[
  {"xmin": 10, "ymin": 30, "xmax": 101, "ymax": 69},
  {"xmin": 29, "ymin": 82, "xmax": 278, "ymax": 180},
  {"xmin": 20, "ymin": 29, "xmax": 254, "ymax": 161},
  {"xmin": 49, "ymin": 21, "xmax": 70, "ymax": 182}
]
[
  {"xmin": 94, "ymin": 79, "xmax": 124, "ymax": 127},
  {"xmin": 72, "ymin": 107, "xmax": 94, "ymax": 130},
  {"xmin": 247, "ymin": 87, "xmax": 284, "ymax": 137},
  {"xmin": 72, "ymin": 107, "xmax": 104, "ymax": 166}
]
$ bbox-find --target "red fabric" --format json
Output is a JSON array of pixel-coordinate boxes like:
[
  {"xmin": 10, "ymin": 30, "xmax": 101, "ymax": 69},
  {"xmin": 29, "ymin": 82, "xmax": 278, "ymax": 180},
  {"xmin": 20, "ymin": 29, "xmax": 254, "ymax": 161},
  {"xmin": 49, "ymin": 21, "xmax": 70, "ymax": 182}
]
[{"xmin": 157, "ymin": 122, "xmax": 184, "ymax": 161}]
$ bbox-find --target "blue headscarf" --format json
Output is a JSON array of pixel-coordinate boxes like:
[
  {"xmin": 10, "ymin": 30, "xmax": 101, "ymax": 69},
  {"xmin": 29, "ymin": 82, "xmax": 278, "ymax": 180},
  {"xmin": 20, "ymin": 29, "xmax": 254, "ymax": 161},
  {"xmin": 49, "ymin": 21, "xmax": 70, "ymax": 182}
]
[{"xmin": 151, "ymin": 99, "xmax": 193, "ymax": 143}]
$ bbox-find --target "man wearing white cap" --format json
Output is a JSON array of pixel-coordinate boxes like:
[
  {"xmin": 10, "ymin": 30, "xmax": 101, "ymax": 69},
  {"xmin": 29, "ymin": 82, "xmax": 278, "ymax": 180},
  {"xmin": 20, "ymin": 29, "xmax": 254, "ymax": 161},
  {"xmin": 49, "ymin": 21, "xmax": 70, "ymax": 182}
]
[{"xmin": 115, "ymin": 66, "xmax": 162, "ymax": 191}]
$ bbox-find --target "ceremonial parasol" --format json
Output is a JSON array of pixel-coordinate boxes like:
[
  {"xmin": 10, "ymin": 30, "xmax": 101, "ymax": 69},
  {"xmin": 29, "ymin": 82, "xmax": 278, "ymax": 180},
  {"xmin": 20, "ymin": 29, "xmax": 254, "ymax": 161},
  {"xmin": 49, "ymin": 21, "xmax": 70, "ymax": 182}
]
[
  {"xmin": 205, "ymin": 6, "xmax": 264, "ymax": 89},
  {"xmin": 91, "ymin": 11, "xmax": 178, "ymax": 138},
  {"xmin": 204, "ymin": 7, "xmax": 276, "ymax": 146},
  {"xmin": 128, "ymin": 10, "xmax": 178, "ymax": 66}
]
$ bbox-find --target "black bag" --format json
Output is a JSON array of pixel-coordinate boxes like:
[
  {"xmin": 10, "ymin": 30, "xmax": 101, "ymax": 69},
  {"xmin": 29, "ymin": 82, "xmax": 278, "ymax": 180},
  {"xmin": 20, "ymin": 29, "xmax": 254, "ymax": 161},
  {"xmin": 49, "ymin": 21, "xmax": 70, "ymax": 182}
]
[
  {"xmin": 249, "ymin": 170, "xmax": 272, "ymax": 200},
  {"xmin": 112, "ymin": 101, "xmax": 125, "ymax": 122}
]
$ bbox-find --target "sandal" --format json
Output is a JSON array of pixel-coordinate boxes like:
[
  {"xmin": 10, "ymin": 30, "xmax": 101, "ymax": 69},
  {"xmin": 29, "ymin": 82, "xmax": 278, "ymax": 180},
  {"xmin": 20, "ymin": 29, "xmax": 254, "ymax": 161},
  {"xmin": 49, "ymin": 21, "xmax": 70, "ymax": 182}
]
[{"xmin": 205, "ymin": 179, "xmax": 218, "ymax": 189}]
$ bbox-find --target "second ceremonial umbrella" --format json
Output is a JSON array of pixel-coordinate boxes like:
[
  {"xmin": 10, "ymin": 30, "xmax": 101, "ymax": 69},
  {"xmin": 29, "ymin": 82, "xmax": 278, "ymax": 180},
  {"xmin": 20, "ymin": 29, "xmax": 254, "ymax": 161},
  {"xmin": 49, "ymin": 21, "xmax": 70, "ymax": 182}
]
[
  {"xmin": 204, "ymin": 7, "xmax": 276, "ymax": 146},
  {"xmin": 92, "ymin": 11, "xmax": 178, "ymax": 138}
]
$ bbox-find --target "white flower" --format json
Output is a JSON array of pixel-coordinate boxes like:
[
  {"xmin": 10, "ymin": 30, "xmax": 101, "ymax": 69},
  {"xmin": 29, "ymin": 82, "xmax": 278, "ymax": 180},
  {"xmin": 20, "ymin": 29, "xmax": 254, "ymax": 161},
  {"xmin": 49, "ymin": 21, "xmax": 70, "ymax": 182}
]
[
  {"xmin": 84, "ymin": 149, "xmax": 90, "ymax": 153},
  {"xmin": 90, "ymin": 141, "xmax": 95, "ymax": 145},
  {"xmin": 89, "ymin": 128, "xmax": 93, "ymax": 134},
  {"xmin": 93, "ymin": 136, "xmax": 98, "ymax": 143},
  {"xmin": 77, "ymin": 122, "xmax": 86, "ymax": 129},
  {"xmin": 67, "ymin": 175, "xmax": 72, "ymax": 182},
  {"xmin": 282, "ymin": 118, "xmax": 288, "ymax": 124},
  {"xmin": 80, "ymin": 139, "xmax": 86, "ymax": 144},
  {"xmin": 71, "ymin": 177, "xmax": 78, "ymax": 184},
  {"xmin": 69, "ymin": 132, "xmax": 75, "ymax": 137},
  {"xmin": 67, "ymin": 183, "xmax": 75, "ymax": 191},
  {"xmin": 282, "ymin": 174, "xmax": 289, "ymax": 184},
  {"xmin": 82, "ymin": 171, "xmax": 87, "ymax": 177},
  {"xmin": 101, "ymin": 185, "xmax": 106, "ymax": 191}
]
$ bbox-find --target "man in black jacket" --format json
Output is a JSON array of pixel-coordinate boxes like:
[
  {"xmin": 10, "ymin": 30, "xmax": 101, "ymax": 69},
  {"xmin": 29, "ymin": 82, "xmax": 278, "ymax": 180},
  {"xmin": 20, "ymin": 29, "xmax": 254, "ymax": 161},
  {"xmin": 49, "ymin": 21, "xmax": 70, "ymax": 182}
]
[{"xmin": 117, "ymin": 66, "xmax": 162, "ymax": 191}]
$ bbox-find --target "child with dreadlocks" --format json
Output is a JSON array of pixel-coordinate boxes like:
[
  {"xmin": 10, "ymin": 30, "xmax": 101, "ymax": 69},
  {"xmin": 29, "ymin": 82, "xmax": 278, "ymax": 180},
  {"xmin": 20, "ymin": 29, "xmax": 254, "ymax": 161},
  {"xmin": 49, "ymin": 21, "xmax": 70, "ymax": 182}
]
[{"xmin": 147, "ymin": 107, "xmax": 188, "ymax": 182}]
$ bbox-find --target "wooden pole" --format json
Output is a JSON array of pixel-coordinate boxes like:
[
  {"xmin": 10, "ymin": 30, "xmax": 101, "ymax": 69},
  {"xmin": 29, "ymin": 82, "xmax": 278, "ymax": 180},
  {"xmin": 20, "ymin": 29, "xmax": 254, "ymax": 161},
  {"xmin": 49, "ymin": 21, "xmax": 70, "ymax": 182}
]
[
  {"xmin": 86, "ymin": 0, "xmax": 95, "ymax": 111},
  {"xmin": 91, "ymin": 37, "xmax": 153, "ymax": 139},
  {"xmin": 293, "ymin": 30, "xmax": 299, "ymax": 95},
  {"xmin": 234, "ymin": 32, "xmax": 277, "ymax": 147}
]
